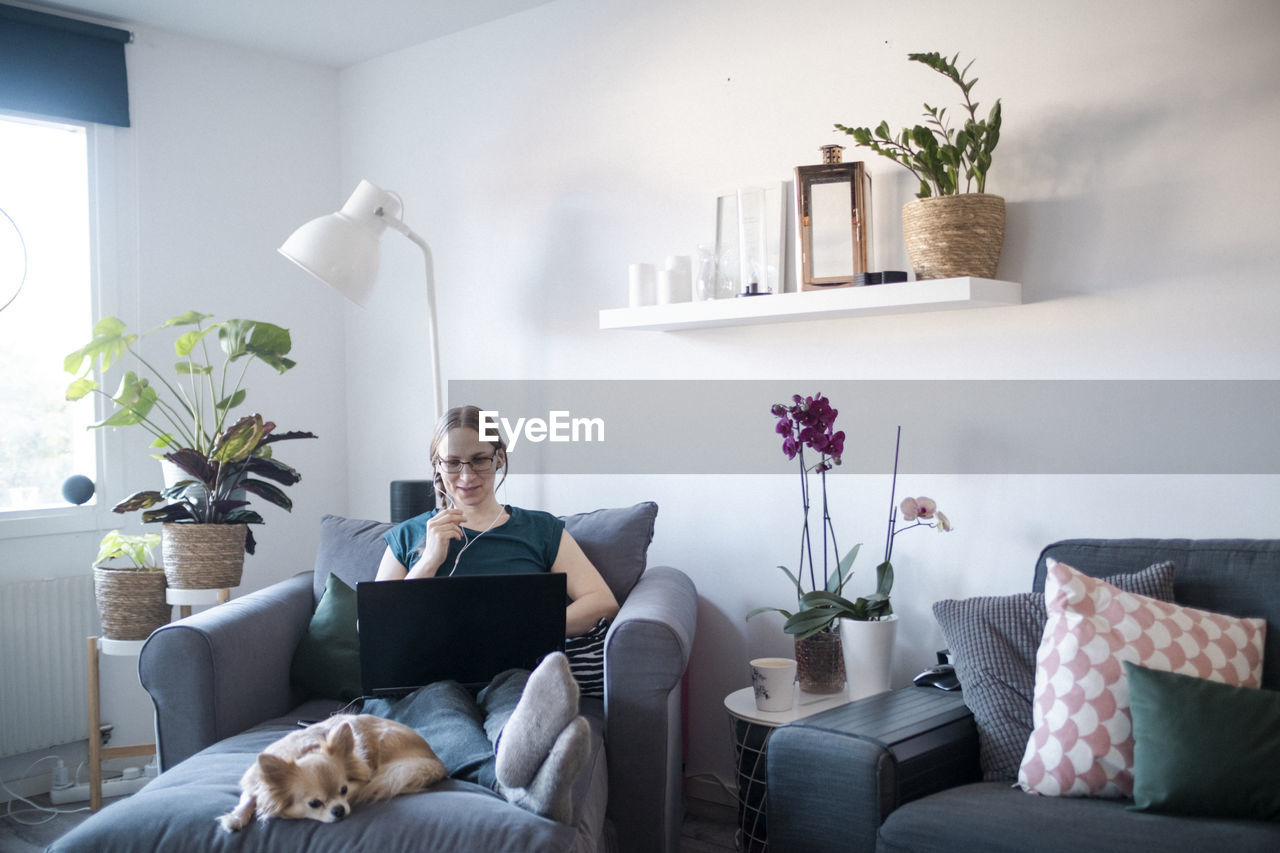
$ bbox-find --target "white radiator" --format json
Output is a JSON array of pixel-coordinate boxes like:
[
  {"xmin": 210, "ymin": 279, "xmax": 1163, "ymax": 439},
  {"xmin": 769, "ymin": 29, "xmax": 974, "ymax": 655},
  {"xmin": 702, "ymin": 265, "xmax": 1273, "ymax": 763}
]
[{"xmin": 0, "ymin": 576, "xmax": 96, "ymax": 757}]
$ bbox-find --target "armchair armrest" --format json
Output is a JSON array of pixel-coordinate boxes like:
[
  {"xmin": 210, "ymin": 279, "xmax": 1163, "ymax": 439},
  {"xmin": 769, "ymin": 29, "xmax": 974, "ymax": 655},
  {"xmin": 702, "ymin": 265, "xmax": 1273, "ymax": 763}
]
[
  {"xmin": 767, "ymin": 687, "xmax": 979, "ymax": 853},
  {"xmin": 139, "ymin": 572, "xmax": 315, "ymax": 770},
  {"xmin": 604, "ymin": 565, "xmax": 698, "ymax": 853}
]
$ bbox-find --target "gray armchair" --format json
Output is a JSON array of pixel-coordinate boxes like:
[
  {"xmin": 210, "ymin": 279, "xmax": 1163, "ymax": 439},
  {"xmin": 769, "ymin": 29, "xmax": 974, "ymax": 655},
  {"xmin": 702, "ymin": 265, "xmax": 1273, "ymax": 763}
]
[{"xmin": 52, "ymin": 503, "xmax": 697, "ymax": 853}]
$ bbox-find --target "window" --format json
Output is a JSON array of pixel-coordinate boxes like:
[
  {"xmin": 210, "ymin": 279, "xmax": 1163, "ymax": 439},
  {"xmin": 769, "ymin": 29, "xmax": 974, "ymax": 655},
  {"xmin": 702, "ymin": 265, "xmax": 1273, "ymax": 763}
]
[{"xmin": 0, "ymin": 113, "xmax": 98, "ymax": 515}]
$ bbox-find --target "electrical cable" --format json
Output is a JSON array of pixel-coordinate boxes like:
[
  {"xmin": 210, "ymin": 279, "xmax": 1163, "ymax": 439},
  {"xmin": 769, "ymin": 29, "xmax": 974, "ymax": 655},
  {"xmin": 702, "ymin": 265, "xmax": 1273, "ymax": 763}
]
[{"xmin": 0, "ymin": 756, "xmax": 89, "ymax": 826}]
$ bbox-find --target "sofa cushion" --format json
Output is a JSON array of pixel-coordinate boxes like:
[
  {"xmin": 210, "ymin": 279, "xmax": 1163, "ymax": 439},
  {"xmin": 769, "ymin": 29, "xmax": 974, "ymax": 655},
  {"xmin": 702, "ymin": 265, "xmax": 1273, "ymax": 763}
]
[
  {"xmin": 1017, "ymin": 560, "xmax": 1265, "ymax": 798},
  {"xmin": 561, "ymin": 502, "xmax": 657, "ymax": 604},
  {"xmin": 1036, "ymin": 538, "xmax": 1280, "ymax": 690},
  {"xmin": 312, "ymin": 514, "xmax": 394, "ymax": 604},
  {"xmin": 878, "ymin": 782, "xmax": 1280, "ymax": 853},
  {"xmin": 290, "ymin": 573, "xmax": 362, "ymax": 701},
  {"xmin": 932, "ymin": 560, "xmax": 1175, "ymax": 782},
  {"xmin": 1126, "ymin": 662, "xmax": 1280, "ymax": 821}
]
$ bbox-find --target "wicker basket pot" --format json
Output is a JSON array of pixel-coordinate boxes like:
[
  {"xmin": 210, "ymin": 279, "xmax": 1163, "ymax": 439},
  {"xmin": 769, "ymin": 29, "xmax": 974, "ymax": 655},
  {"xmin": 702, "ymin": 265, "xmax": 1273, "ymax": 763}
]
[
  {"xmin": 162, "ymin": 522, "xmax": 247, "ymax": 589},
  {"xmin": 93, "ymin": 567, "xmax": 170, "ymax": 641},
  {"xmin": 902, "ymin": 193, "xmax": 1005, "ymax": 280}
]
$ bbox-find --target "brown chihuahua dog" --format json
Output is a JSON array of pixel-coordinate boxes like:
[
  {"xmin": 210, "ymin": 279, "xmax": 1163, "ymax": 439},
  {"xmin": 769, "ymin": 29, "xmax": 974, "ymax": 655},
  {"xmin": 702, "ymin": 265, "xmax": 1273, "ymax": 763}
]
[{"xmin": 218, "ymin": 714, "xmax": 446, "ymax": 831}]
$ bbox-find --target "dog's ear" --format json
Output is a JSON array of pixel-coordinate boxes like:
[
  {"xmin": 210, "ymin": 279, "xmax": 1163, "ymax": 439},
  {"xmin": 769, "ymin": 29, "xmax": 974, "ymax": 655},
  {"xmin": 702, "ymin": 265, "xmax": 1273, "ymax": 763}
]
[
  {"xmin": 258, "ymin": 753, "xmax": 296, "ymax": 787},
  {"xmin": 326, "ymin": 721, "xmax": 355, "ymax": 758}
]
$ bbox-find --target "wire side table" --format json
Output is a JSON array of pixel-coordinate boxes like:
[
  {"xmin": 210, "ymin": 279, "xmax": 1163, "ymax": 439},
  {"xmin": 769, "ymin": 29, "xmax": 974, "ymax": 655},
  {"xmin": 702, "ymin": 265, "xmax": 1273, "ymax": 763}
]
[{"xmin": 723, "ymin": 686, "xmax": 853, "ymax": 851}]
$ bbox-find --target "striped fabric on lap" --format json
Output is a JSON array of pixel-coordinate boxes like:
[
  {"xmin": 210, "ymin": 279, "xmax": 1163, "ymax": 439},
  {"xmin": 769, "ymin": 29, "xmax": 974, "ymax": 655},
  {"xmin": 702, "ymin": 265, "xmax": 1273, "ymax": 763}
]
[{"xmin": 566, "ymin": 618, "xmax": 610, "ymax": 698}]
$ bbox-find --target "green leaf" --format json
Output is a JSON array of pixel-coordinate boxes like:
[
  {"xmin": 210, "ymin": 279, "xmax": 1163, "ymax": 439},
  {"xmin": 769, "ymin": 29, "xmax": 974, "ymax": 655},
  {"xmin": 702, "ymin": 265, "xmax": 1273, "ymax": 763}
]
[
  {"xmin": 216, "ymin": 389, "xmax": 247, "ymax": 412},
  {"xmin": 746, "ymin": 605, "xmax": 795, "ymax": 622},
  {"xmin": 236, "ymin": 478, "xmax": 293, "ymax": 511},
  {"xmin": 160, "ymin": 311, "xmax": 212, "ymax": 329},
  {"xmin": 165, "ymin": 448, "xmax": 216, "ymax": 486},
  {"xmin": 174, "ymin": 327, "xmax": 216, "ymax": 358},
  {"xmin": 826, "ymin": 543, "xmax": 862, "ymax": 594},
  {"xmin": 220, "ymin": 319, "xmax": 293, "ymax": 368},
  {"xmin": 65, "ymin": 376, "xmax": 98, "ymax": 401},
  {"xmin": 140, "ymin": 504, "xmax": 197, "ymax": 523},
  {"xmin": 209, "ymin": 415, "xmax": 266, "ymax": 464},
  {"xmin": 783, "ymin": 606, "xmax": 841, "ymax": 637},
  {"xmin": 63, "ymin": 318, "xmax": 134, "ymax": 375},
  {"xmin": 773, "ymin": 564, "xmax": 806, "ymax": 597},
  {"xmin": 175, "ymin": 361, "xmax": 213, "ymax": 375},
  {"xmin": 94, "ymin": 529, "xmax": 161, "ymax": 568},
  {"xmin": 875, "ymin": 560, "xmax": 895, "ymax": 598},
  {"xmin": 111, "ymin": 490, "xmax": 167, "ymax": 513}
]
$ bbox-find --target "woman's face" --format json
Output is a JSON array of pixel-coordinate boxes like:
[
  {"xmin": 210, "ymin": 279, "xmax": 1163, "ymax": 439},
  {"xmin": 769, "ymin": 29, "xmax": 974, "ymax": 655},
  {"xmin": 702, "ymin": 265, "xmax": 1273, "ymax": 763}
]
[{"xmin": 435, "ymin": 427, "xmax": 503, "ymax": 508}]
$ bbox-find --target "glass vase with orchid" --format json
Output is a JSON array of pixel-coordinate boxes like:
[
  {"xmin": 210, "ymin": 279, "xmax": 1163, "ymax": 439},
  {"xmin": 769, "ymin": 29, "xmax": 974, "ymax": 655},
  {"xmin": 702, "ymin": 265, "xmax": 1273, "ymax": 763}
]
[{"xmin": 747, "ymin": 393, "xmax": 862, "ymax": 641}]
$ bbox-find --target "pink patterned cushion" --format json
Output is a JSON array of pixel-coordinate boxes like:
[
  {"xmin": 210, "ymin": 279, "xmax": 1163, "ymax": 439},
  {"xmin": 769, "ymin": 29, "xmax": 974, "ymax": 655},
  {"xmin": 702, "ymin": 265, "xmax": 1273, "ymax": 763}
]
[{"xmin": 1016, "ymin": 559, "xmax": 1266, "ymax": 798}]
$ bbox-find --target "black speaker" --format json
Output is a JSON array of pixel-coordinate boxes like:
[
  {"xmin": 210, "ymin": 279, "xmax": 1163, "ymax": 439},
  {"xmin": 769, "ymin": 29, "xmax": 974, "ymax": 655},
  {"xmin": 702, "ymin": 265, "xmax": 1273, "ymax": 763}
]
[{"xmin": 389, "ymin": 480, "xmax": 435, "ymax": 523}]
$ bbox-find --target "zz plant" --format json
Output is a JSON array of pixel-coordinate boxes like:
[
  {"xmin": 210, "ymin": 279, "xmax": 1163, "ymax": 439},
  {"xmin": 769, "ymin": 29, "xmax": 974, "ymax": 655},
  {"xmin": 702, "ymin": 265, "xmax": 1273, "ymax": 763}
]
[{"xmin": 836, "ymin": 51, "xmax": 1001, "ymax": 199}]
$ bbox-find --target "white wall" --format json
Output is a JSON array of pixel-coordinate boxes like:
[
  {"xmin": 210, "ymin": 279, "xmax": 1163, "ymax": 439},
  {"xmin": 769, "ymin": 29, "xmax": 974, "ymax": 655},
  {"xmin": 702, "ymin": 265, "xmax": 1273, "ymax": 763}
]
[
  {"xmin": 0, "ymin": 24, "xmax": 343, "ymax": 792},
  {"xmin": 336, "ymin": 0, "xmax": 1280, "ymax": 799}
]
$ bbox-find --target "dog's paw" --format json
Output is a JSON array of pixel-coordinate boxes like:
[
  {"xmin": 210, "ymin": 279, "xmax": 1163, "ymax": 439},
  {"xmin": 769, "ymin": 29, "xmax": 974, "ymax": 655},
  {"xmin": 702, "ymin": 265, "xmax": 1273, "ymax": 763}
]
[{"xmin": 216, "ymin": 812, "xmax": 244, "ymax": 833}]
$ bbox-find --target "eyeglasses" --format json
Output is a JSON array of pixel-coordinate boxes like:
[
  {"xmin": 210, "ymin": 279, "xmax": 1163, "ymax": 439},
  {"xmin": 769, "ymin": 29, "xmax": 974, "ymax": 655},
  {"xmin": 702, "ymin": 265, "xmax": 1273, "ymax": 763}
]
[{"xmin": 435, "ymin": 455, "xmax": 498, "ymax": 474}]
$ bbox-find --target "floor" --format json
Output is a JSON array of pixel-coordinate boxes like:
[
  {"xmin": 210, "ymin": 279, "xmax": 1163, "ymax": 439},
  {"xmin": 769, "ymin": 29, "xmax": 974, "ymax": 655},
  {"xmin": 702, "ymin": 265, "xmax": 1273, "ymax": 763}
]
[{"xmin": 0, "ymin": 791, "xmax": 739, "ymax": 852}]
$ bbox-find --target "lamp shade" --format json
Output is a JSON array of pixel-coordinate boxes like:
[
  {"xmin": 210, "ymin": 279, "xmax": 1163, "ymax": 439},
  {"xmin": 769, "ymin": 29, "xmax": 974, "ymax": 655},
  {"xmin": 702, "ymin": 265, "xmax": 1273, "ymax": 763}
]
[{"xmin": 278, "ymin": 180, "xmax": 402, "ymax": 306}]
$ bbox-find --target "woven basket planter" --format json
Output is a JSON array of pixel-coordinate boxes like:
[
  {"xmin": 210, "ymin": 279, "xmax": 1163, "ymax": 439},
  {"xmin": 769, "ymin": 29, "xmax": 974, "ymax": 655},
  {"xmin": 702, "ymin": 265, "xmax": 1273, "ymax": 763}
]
[
  {"xmin": 902, "ymin": 193, "xmax": 1005, "ymax": 280},
  {"xmin": 162, "ymin": 522, "xmax": 247, "ymax": 589},
  {"xmin": 93, "ymin": 568, "xmax": 170, "ymax": 641}
]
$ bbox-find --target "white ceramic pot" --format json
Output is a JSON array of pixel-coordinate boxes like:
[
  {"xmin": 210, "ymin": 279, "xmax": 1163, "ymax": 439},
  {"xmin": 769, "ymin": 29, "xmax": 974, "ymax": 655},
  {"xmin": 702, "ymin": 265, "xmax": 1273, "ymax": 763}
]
[{"xmin": 840, "ymin": 614, "xmax": 898, "ymax": 701}]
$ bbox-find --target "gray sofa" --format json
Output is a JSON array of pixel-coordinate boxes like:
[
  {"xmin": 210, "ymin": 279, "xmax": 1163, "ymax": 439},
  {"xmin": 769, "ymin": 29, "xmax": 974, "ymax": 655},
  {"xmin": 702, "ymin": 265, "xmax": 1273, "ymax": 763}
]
[
  {"xmin": 50, "ymin": 502, "xmax": 697, "ymax": 853},
  {"xmin": 767, "ymin": 538, "xmax": 1280, "ymax": 853}
]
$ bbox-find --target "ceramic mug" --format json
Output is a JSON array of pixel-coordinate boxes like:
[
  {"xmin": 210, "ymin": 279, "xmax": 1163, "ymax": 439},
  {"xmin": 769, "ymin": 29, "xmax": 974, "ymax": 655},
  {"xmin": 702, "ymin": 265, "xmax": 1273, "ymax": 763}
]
[{"xmin": 750, "ymin": 657, "xmax": 797, "ymax": 712}]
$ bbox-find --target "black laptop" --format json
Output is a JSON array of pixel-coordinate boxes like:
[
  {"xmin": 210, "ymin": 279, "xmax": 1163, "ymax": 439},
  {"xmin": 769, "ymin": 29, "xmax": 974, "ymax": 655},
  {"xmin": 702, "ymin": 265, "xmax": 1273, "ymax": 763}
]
[{"xmin": 356, "ymin": 573, "xmax": 567, "ymax": 697}]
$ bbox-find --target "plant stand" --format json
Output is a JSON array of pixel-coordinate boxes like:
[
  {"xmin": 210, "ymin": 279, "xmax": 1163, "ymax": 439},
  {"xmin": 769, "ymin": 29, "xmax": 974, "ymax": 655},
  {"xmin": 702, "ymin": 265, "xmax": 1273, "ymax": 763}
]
[
  {"xmin": 86, "ymin": 637, "xmax": 156, "ymax": 812},
  {"xmin": 165, "ymin": 586, "xmax": 229, "ymax": 618}
]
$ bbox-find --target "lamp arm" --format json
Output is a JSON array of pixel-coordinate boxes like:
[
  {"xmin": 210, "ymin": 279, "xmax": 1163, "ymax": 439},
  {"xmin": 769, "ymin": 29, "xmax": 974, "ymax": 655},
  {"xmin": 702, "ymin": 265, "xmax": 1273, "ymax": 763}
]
[{"xmin": 384, "ymin": 218, "xmax": 442, "ymax": 424}]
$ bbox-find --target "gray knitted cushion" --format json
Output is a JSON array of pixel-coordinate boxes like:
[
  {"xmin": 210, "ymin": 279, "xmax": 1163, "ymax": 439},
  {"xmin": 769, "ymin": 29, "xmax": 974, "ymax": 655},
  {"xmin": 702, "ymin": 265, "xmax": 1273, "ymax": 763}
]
[{"xmin": 933, "ymin": 560, "xmax": 1176, "ymax": 782}]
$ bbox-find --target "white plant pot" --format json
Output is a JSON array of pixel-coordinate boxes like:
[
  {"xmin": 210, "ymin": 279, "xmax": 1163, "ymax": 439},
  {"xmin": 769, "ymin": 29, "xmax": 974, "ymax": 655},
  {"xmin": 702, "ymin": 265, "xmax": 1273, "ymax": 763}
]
[{"xmin": 840, "ymin": 614, "xmax": 898, "ymax": 701}]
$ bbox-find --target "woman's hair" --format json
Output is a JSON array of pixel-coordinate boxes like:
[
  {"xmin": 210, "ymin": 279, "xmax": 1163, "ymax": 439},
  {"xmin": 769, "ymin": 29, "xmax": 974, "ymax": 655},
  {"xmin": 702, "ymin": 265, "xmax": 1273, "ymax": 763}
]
[{"xmin": 430, "ymin": 405, "xmax": 508, "ymax": 508}]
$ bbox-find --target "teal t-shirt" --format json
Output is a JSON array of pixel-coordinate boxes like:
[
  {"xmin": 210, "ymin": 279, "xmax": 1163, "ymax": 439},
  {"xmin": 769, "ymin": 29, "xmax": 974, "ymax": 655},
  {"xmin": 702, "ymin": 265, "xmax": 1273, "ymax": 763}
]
[{"xmin": 383, "ymin": 505, "xmax": 564, "ymax": 577}]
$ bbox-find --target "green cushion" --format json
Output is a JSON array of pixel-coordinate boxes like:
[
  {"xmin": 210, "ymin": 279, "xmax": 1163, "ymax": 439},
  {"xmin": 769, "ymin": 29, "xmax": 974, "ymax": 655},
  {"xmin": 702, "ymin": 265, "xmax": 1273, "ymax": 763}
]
[
  {"xmin": 290, "ymin": 573, "xmax": 362, "ymax": 701},
  {"xmin": 1126, "ymin": 661, "xmax": 1280, "ymax": 821}
]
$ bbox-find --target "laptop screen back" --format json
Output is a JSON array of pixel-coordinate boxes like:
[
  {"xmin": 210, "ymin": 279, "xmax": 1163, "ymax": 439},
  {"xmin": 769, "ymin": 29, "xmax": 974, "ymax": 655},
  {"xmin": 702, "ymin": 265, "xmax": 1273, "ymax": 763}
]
[{"xmin": 357, "ymin": 572, "xmax": 567, "ymax": 697}]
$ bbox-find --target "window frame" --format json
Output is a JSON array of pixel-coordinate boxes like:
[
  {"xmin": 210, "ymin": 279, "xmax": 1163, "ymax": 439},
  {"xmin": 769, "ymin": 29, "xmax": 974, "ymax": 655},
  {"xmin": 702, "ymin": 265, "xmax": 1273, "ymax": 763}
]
[{"xmin": 0, "ymin": 110, "xmax": 127, "ymax": 541}]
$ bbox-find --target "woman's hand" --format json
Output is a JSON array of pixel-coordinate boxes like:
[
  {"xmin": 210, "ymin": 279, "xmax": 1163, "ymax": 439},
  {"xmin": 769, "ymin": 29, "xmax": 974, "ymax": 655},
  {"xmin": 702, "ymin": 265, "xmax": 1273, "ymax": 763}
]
[
  {"xmin": 413, "ymin": 508, "xmax": 467, "ymax": 578},
  {"xmin": 374, "ymin": 509, "xmax": 466, "ymax": 581}
]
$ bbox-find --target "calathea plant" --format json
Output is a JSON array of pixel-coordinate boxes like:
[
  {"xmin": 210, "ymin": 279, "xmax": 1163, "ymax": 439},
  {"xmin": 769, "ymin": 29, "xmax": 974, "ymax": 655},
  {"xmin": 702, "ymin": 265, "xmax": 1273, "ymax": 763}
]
[{"xmin": 111, "ymin": 413, "xmax": 315, "ymax": 555}]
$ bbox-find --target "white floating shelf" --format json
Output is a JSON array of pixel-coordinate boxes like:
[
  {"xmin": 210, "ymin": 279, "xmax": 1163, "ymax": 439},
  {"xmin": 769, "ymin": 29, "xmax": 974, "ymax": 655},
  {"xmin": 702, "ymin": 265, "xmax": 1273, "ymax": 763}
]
[{"xmin": 598, "ymin": 277, "xmax": 1022, "ymax": 331}]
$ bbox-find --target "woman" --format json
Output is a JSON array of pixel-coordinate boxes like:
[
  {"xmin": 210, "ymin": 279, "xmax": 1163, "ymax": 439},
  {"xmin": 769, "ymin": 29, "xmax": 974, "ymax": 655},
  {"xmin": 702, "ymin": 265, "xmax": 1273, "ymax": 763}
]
[
  {"xmin": 365, "ymin": 405, "xmax": 619, "ymax": 824},
  {"xmin": 375, "ymin": 405, "xmax": 619, "ymax": 637}
]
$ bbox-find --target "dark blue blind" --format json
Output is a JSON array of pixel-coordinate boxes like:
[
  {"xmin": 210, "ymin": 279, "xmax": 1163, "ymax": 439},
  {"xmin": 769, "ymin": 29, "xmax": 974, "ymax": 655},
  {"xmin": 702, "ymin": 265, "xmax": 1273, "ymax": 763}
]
[{"xmin": 0, "ymin": 4, "xmax": 131, "ymax": 127}]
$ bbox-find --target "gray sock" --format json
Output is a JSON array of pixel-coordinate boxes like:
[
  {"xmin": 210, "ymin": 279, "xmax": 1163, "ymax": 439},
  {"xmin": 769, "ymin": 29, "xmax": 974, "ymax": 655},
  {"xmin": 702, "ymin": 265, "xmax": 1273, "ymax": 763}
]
[
  {"xmin": 499, "ymin": 716, "xmax": 590, "ymax": 824},
  {"xmin": 495, "ymin": 652, "xmax": 579, "ymax": 789}
]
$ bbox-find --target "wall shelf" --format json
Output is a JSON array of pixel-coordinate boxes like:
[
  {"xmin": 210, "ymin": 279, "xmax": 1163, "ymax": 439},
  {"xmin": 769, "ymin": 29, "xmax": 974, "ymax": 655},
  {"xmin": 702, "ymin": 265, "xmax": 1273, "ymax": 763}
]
[{"xmin": 598, "ymin": 276, "xmax": 1021, "ymax": 331}]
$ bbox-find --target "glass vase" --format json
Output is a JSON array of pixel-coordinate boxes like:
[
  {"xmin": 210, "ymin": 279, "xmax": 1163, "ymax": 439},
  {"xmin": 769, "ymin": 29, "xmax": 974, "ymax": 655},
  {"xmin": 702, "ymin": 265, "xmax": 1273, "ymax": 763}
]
[{"xmin": 794, "ymin": 625, "xmax": 846, "ymax": 694}]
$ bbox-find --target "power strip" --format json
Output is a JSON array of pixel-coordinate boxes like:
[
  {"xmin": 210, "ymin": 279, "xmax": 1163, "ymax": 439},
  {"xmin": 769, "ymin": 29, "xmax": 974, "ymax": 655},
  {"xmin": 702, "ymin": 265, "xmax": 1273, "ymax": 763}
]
[{"xmin": 49, "ymin": 775, "xmax": 148, "ymax": 805}]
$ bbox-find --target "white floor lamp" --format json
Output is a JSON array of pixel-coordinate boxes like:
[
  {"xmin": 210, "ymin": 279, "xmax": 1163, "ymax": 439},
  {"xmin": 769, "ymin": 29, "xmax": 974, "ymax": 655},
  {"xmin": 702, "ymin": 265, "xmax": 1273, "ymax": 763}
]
[{"xmin": 278, "ymin": 180, "xmax": 442, "ymax": 424}]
